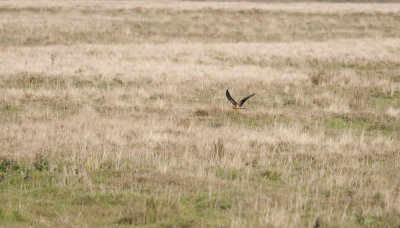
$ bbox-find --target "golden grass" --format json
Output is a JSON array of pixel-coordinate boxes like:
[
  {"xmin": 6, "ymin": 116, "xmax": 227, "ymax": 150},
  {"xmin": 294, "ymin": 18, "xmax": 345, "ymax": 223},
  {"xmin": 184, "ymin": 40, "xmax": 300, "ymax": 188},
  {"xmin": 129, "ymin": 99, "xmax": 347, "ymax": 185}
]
[{"xmin": 0, "ymin": 1, "xmax": 400, "ymax": 227}]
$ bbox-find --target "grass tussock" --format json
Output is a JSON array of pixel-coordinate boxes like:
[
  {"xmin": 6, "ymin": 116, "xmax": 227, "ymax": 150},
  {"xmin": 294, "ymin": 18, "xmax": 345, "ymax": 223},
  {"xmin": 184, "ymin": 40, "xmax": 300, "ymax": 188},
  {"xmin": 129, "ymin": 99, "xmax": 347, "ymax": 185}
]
[
  {"xmin": 0, "ymin": 1, "xmax": 400, "ymax": 227},
  {"xmin": 349, "ymin": 88, "xmax": 371, "ymax": 110}
]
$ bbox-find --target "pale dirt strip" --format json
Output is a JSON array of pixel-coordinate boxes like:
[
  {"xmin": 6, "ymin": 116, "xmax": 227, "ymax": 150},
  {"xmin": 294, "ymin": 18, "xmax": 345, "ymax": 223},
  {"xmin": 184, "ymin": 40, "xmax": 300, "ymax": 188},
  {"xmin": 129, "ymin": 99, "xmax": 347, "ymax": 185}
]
[{"xmin": 1, "ymin": 1, "xmax": 400, "ymax": 14}]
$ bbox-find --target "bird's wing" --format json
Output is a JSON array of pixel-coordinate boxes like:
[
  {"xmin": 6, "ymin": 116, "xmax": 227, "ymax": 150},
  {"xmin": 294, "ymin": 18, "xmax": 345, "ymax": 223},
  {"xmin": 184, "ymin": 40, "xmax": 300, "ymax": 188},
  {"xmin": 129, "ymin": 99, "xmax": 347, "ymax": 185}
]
[
  {"xmin": 226, "ymin": 89, "xmax": 237, "ymax": 105},
  {"xmin": 239, "ymin": 93, "xmax": 255, "ymax": 106}
]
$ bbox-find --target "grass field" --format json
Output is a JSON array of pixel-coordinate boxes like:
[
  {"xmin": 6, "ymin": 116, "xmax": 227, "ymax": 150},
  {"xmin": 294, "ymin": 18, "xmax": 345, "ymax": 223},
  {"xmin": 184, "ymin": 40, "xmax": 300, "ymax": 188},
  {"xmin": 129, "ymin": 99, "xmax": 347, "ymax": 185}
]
[{"xmin": 1, "ymin": 1, "xmax": 400, "ymax": 227}]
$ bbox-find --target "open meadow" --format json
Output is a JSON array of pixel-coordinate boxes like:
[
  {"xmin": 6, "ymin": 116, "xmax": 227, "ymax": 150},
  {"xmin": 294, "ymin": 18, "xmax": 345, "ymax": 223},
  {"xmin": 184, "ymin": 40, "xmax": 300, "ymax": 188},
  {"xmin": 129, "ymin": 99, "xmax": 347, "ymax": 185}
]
[{"xmin": 1, "ymin": 1, "xmax": 400, "ymax": 227}]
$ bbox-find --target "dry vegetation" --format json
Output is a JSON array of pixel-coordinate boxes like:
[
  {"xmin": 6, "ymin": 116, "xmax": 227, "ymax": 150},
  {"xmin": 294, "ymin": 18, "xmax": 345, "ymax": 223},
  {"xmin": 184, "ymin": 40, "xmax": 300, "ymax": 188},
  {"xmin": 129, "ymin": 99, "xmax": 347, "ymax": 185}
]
[{"xmin": 1, "ymin": 1, "xmax": 400, "ymax": 227}]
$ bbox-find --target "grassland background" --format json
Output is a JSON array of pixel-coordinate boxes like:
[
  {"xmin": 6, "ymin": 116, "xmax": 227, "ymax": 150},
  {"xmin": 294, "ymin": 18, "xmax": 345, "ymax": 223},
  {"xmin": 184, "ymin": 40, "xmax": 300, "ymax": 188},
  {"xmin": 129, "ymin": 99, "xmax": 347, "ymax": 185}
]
[{"xmin": 1, "ymin": 1, "xmax": 400, "ymax": 227}]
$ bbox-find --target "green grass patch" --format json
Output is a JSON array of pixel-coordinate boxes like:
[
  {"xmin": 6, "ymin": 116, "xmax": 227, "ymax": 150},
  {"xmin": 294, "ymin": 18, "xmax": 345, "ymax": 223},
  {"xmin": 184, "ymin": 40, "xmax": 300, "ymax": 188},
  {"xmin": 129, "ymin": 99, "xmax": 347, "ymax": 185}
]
[
  {"xmin": 225, "ymin": 111, "xmax": 291, "ymax": 129},
  {"xmin": 251, "ymin": 168, "xmax": 282, "ymax": 185},
  {"xmin": 324, "ymin": 114, "xmax": 400, "ymax": 137},
  {"xmin": 0, "ymin": 159, "xmax": 237, "ymax": 227},
  {"xmin": 216, "ymin": 167, "xmax": 242, "ymax": 180},
  {"xmin": 206, "ymin": 110, "xmax": 293, "ymax": 129},
  {"xmin": 0, "ymin": 104, "xmax": 22, "ymax": 122},
  {"xmin": 0, "ymin": 73, "xmax": 66, "ymax": 90},
  {"xmin": 371, "ymin": 91, "xmax": 400, "ymax": 112},
  {"xmin": 49, "ymin": 103, "xmax": 82, "ymax": 118}
]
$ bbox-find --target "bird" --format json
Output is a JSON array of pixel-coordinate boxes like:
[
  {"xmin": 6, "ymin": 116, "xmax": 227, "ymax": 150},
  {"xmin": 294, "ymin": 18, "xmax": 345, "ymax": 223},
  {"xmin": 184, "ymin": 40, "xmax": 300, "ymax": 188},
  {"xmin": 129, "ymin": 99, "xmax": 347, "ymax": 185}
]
[{"xmin": 226, "ymin": 89, "xmax": 255, "ymax": 110}]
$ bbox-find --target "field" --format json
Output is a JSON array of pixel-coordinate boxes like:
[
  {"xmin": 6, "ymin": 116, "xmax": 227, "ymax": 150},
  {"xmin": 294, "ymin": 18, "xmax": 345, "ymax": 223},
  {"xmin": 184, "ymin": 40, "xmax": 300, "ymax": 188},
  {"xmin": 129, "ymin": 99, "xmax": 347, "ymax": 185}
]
[{"xmin": 1, "ymin": 1, "xmax": 400, "ymax": 227}]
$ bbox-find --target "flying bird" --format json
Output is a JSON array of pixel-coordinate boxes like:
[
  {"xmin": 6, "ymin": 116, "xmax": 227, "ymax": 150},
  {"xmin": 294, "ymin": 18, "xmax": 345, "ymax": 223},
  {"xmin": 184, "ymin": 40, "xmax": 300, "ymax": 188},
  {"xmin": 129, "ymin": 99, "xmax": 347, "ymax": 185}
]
[{"xmin": 226, "ymin": 89, "xmax": 255, "ymax": 110}]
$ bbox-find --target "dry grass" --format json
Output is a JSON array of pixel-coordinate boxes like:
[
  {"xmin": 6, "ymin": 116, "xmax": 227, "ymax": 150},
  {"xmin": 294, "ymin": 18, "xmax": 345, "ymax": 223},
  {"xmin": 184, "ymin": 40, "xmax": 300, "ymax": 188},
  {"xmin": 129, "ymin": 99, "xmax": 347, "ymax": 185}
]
[
  {"xmin": 1, "ymin": 2, "xmax": 400, "ymax": 46},
  {"xmin": 3, "ymin": 1, "xmax": 400, "ymax": 13},
  {"xmin": 1, "ymin": 1, "xmax": 400, "ymax": 228}
]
